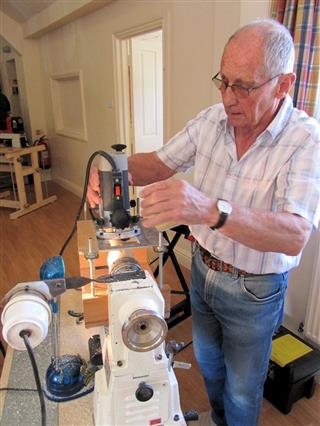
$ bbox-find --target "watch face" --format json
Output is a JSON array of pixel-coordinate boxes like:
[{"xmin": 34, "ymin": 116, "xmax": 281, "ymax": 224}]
[{"xmin": 217, "ymin": 199, "xmax": 232, "ymax": 215}]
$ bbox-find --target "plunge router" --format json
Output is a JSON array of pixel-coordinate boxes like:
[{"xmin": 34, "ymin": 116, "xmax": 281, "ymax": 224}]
[{"xmin": 95, "ymin": 144, "xmax": 140, "ymax": 240}]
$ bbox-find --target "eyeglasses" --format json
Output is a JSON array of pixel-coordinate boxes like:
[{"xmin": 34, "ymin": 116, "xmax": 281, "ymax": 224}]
[{"xmin": 212, "ymin": 72, "xmax": 283, "ymax": 98}]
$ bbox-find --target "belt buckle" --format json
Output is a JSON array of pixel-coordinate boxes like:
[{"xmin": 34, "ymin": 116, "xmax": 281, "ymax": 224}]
[
  {"xmin": 232, "ymin": 266, "xmax": 239, "ymax": 278},
  {"xmin": 236, "ymin": 268, "xmax": 247, "ymax": 277}
]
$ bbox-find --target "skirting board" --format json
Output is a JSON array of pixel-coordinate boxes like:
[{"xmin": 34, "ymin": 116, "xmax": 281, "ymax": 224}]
[{"xmin": 53, "ymin": 175, "xmax": 83, "ymax": 198}]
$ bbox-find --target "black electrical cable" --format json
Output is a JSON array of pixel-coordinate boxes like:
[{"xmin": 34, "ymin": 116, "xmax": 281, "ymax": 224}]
[
  {"xmin": 0, "ymin": 340, "xmax": 6, "ymax": 357},
  {"xmin": 178, "ymin": 340, "xmax": 193, "ymax": 352},
  {"xmin": 19, "ymin": 330, "xmax": 46, "ymax": 426},
  {"xmin": 89, "ymin": 207, "xmax": 100, "ymax": 221},
  {"xmin": 59, "ymin": 151, "xmax": 117, "ymax": 256}
]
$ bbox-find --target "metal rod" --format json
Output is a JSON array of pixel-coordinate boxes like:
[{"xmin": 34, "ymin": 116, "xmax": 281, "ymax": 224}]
[
  {"xmin": 51, "ymin": 298, "xmax": 60, "ymax": 370},
  {"xmin": 84, "ymin": 201, "xmax": 88, "ymax": 220},
  {"xmin": 9, "ymin": 163, "xmax": 17, "ymax": 203},
  {"xmin": 158, "ymin": 231, "xmax": 164, "ymax": 289},
  {"xmin": 88, "ymin": 237, "xmax": 96, "ymax": 297}
]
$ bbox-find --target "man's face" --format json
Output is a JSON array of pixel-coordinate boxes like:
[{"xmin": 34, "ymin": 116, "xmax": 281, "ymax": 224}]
[{"xmin": 220, "ymin": 35, "xmax": 280, "ymax": 132}]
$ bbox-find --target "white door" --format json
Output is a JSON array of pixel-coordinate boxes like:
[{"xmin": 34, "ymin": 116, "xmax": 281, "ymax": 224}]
[{"xmin": 131, "ymin": 30, "xmax": 163, "ymax": 154}]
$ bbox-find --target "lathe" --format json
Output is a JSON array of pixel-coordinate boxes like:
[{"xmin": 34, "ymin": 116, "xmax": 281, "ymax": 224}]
[{"xmin": 1, "ymin": 146, "xmax": 189, "ymax": 425}]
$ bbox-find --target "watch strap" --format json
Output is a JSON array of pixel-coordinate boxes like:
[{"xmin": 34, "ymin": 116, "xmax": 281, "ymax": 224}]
[
  {"xmin": 210, "ymin": 199, "xmax": 231, "ymax": 230},
  {"xmin": 210, "ymin": 212, "xmax": 228, "ymax": 230}
]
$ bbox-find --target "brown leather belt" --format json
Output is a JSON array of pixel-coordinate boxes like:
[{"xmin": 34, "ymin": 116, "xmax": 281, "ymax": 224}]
[{"xmin": 200, "ymin": 246, "xmax": 249, "ymax": 276}]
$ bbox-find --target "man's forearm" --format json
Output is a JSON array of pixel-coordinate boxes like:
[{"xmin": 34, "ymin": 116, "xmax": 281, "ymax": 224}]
[
  {"xmin": 128, "ymin": 152, "xmax": 175, "ymax": 186},
  {"xmin": 220, "ymin": 205, "xmax": 312, "ymax": 256}
]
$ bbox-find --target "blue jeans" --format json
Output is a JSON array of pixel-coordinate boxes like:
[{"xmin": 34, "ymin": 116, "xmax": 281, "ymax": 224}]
[{"xmin": 190, "ymin": 245, "xmax": 288, "ymax": 426}]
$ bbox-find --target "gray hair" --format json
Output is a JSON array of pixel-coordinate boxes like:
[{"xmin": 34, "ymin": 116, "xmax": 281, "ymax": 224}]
[{"xmin": 230, "ymin": 19, "xmax": 295, "ymax": 76}]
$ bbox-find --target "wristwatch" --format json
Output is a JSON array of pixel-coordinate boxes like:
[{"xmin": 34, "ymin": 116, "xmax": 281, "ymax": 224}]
[{"xmin": 210, "ymin": 199, "xmax": 232, "ymax": 230}]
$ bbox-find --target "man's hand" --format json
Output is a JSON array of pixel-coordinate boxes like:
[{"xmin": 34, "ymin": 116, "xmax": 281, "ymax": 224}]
[
  {"xmin": 87, "ymin": 166, "xmax": 101, "ymax": 208},
  {"xmin": 86, "ymin": 166, "xmax": 134, "ymax": 208},
  {"xmin": 140, "ymin": 179, "xmax": 217, "ymax": 228}
]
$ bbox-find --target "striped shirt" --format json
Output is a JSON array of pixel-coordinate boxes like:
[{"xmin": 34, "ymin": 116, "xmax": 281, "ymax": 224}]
[{"xmin": 157, "ymin": 95, "xmax": 320, "ymax": 274}]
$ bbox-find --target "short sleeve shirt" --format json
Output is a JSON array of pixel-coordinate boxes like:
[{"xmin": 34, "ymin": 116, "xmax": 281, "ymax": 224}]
[{"xmin": 157, "ymin": 95, "xmax": 320, "ymax": 274}]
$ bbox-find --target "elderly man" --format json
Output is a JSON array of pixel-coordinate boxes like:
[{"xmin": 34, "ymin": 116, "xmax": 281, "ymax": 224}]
[{"xmin": 88, "ymin": 19, "xmax": 320, "ymax": 426}]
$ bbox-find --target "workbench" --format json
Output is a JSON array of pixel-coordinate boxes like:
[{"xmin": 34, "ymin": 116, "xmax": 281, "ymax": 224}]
[
  {"xmin": 0, "ymin": 146, "xmax": 57, "ymax": 219},
  {"xmin": 0, "ymin": 290, "xmax": 96, "ymax": 426}
]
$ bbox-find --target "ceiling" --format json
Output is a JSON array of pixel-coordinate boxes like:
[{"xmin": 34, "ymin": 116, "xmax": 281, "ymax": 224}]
[{"xmin": 0, "ymin": 0, "xmax": 56, "ymax": 24}]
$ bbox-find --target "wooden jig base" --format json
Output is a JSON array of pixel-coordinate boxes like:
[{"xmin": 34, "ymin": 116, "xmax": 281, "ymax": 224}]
[{"xmin": 77, "ymin": 220, "xmax": 171, "ymax": 328}]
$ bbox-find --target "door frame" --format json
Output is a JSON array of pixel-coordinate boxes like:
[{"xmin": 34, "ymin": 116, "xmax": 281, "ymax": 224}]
[{"xmin": 112, "ymin": 18, "xmax": 170, "ymax": 156}]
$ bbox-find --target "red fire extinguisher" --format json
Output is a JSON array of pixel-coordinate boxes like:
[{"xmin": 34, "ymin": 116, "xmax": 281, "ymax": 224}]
[
  {"xmin": 33, "ymin": 134, "xmax": 51, "ymax": 169},
  {"xmin": 6, "ymin": 115, "xmax": 13, "ymax": 133}
]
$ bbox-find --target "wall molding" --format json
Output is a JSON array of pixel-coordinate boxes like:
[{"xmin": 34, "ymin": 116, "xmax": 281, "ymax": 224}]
[
  {"xmin": 50, "ymin": 71, "xmax": 88, "ymax": 142},
  {"xmin": 52, "ymin": 175, "xmax": 82, "ymax": 198}
]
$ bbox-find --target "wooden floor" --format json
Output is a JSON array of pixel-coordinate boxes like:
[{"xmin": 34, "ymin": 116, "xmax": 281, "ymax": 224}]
[{"xmin": 0, "ymin": 181, "xmax": 319, "ymax": 425}]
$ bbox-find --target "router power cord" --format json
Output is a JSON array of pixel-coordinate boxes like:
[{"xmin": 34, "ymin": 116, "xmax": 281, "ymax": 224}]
[
  {"xmin": 19, "ymin": 329, "xmax": 47, "ymax": 426},
  {"xmin": 59, "ymin": 150, "xmax": 117, "ymax": 256}
]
